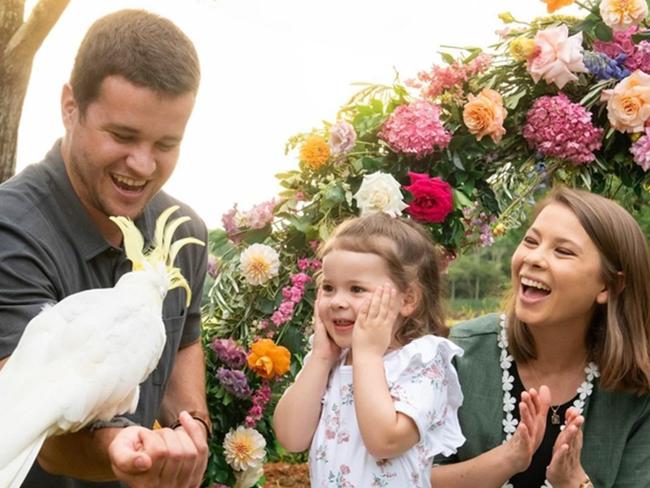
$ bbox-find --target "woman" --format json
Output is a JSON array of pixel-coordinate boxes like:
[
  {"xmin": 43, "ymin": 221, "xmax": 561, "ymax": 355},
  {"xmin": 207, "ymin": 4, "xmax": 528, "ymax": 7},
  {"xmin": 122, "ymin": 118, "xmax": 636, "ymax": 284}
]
[{"xmin": 432, "ymin": 187, "xmax": 650, "ymax": 487}]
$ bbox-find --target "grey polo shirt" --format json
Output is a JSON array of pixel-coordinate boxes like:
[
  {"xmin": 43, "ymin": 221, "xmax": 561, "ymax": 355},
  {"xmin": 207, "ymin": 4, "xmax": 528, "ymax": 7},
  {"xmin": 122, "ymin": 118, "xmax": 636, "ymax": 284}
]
[{"xmin": 0, "ymin": 141, "xmax": 208, "ymax": 487}]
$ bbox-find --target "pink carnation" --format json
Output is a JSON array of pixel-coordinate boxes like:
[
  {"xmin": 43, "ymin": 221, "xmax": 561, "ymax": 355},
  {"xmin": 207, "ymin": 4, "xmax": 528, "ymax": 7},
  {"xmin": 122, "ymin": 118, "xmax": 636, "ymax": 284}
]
[
  {"xmin": 379, "ymin": 100, "xmax": 451, "ymax": 158},
  {"xmin": 523, "ymin": 93, "xmax": 603, "ymax": 165},
  {"xmin": 630, "ymin": 127, "xmax": 650, "ymax": 170}
]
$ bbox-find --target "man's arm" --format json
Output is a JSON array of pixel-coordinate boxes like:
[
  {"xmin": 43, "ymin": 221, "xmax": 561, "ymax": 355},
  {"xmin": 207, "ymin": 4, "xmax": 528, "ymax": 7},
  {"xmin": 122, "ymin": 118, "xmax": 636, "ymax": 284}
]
[{"xmin": 158, "ymin": 340, "xmax": 211, "ymax": 435}]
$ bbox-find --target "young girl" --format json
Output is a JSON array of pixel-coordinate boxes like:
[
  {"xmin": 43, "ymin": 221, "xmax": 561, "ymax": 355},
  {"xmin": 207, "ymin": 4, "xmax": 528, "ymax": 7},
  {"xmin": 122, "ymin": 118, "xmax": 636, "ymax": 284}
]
[{"xmin": 273, "ymin": 213, "xmax": 465, "ymax": 487}]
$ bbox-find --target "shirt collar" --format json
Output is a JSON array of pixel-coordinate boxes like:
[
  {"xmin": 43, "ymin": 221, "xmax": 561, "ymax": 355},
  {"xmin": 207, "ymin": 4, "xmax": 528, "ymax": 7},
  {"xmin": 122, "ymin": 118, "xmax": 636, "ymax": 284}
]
[{"xmin": 46, "ymin": 140, "xmax": 155, "ymax": 261}]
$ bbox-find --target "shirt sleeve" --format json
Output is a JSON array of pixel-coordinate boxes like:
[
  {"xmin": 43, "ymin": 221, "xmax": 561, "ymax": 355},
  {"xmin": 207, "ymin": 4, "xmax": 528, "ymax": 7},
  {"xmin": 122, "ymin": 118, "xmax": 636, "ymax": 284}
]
[
  {"xmin": 179, "ymin": 219, "xmax": 208, "ymax": 347},
  {"xmin": 389, "ymin": 337, "xmax": 465, "ymax": 459},
  {"xmin": 0, "ymin": 220, "xmax": 60, "ymax": 358}
]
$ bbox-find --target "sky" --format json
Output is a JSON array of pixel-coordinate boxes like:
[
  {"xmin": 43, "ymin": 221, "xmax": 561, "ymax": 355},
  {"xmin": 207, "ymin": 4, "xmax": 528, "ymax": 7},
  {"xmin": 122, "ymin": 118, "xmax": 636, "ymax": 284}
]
[{"xmin": 17, "ymin": 0, "xmax": 578, "ymax": 229}]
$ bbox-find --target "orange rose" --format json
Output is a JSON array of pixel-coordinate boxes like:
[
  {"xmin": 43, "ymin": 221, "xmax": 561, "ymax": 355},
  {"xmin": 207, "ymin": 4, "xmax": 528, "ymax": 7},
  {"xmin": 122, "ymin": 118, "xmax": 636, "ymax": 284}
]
[
  {"xmin": 463, "ymin": 88, "xmax": 507, "ymax": 144},
  {"xmin": 247, "ymin": 339, "xmax": 291, "ymax": 379},
  {"xmin": 542, "ymin": 0, "xmax": 574, "ymax": 13}
]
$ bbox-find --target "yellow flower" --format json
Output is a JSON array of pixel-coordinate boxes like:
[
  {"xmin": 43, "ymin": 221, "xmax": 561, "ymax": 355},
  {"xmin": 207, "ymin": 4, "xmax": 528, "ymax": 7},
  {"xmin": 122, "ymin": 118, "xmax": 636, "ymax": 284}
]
[
  {"xmin": 492, "ymin": 223, "xmax": 507, "ymax": 237},
  {"xmin": 299, "ymin": 135, "xmax": 330, "ymax": 170},
  {"xmin": 239, "ymin": 243, "xmax": 280, "ymax": 286},
  {"xmin": 223, "ymin": 426, "xmax": 266, "ymax": 471},
  {"xmin": 498, "ymin": 12, "xmax": 515, "ymax": 23},
  {"xmin": 509, "ymin": 37, "xmax": 537, "ymax": 62},
  {"xmin": 542, "ymin": 0, "xmax": 574, "ymax": 13},
  {"xmin": 247, "ymin": 338, "xmax": 291, "ymax": 379},
  {"xmin": 463, "ymin": 88, "xmax": 507, "ymax": 144}
]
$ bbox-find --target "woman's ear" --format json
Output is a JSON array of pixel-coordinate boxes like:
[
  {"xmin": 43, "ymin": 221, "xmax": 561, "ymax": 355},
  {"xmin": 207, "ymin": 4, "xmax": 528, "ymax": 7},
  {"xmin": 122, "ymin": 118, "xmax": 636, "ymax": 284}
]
[{"xmin": 400, "ymin": 284, "xmax": 421, "ymax": 317}]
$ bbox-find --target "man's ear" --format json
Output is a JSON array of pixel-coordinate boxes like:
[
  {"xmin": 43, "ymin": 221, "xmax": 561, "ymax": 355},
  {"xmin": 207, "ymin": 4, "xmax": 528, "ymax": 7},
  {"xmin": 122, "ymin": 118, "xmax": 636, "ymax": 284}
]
[
  {"xmin": 400, "ymin": 284, "xmax": 421, "ymax": 317},
  {"xmin": 61, "ymin": 83, "xmax": 78, "ymax": 130}
]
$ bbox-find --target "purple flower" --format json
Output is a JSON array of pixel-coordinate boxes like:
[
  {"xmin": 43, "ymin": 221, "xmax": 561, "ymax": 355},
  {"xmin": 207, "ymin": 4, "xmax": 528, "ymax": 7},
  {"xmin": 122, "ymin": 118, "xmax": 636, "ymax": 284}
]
[
  {"xmin": 207, "ymin": 254, "xmax": 220, "ymax": 279},
  {"xmin": 328, "ymin": 121, "xmax": 357, "ymax": 156},
  {"xmin": 215, "ymin": 367, "xmax": 252, "ymax": 399},
  {"xmin": 211, "ymin": 338, "xmax": 247, "ymax": 369},
  {"xmin": 630, "ymin": 127, "xmax": 650, "ymax": 171}
]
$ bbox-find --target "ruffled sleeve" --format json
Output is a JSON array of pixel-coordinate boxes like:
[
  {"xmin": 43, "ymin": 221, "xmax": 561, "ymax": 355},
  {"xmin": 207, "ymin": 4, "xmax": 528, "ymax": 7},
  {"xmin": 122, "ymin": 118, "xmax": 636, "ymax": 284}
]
[{"xmin": 385, "ymin": 335, "xmax": 465, "ymax": 458}]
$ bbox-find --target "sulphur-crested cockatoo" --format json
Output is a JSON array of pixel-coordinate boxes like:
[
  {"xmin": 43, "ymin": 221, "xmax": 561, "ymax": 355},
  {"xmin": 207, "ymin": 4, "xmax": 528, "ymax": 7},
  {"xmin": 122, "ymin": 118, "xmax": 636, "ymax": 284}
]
[{"xmin": 0, "ymin": 205, "xmax": 203, "ymax": 488}]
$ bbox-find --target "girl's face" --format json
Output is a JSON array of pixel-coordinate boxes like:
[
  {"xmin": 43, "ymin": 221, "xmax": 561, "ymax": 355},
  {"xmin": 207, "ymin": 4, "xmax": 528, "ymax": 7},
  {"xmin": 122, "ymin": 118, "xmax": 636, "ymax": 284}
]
[
  {"xmin": 511, "ymin": 203, "xmax": 609, "ymax": 332},
  {"xmin": 318, "ymin": 249, "xmax": 408, "ymax": 349}
]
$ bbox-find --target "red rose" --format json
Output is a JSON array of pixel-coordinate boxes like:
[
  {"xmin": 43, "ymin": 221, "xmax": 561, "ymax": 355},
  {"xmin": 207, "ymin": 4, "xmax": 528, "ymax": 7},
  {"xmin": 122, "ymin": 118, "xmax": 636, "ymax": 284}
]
[{"xmin": 403, "ymin": 172, "xmax": 453, "ymax": 223}]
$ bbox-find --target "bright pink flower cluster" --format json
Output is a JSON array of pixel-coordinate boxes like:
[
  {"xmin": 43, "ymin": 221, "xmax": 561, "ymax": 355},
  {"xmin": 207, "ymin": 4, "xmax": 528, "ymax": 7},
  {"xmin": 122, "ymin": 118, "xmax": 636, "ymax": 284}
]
[
  {"xmin": 245, "ymin": 382, "xmax": 272, "ymax": 427},
  {"xmin": 522, "ymin": 93, "xmax": 603, "ymax": 165},
  {"xmin": 271, "ymin": 270, "xmax": 313, "ymax": 326},
  {"xmin": 630, "ymin": 127, "xmax": 650, "ymax": 171},
  {"xmin": 379, "ymin": 100, "xmax": 451, "ymax": 158},
  {"xmin": 408, "ymin": 53, "xmax": 492, "ymax": 99},
  {"xmin": 221, "ymin": 199, "xmax": 277, "ymax": 241}
]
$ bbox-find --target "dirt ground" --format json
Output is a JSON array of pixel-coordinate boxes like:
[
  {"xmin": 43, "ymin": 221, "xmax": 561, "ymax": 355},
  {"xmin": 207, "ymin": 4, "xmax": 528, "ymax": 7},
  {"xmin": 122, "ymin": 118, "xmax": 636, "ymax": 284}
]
[{"xmin": 263, "ymin": 463, "xmax": 310, "ymax": 488}]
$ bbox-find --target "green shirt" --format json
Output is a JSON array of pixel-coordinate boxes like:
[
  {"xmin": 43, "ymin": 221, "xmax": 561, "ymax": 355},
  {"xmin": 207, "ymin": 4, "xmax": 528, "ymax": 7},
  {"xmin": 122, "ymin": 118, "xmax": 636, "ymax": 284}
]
[{"xmin": 436, "ymin": 313, "xmax": 650, "ymax": 488}]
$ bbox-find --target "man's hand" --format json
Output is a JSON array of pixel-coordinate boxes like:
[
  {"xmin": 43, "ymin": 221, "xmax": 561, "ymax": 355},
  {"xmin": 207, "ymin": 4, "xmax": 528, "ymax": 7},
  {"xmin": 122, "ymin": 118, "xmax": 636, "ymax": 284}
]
[{"xmin": 109, "ymin": 411, "xmax": 208, "ymax": 488}]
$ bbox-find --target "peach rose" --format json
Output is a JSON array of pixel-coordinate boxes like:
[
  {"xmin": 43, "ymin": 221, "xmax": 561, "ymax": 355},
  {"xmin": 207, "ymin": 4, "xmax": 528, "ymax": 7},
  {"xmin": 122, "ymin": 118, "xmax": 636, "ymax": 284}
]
[
  {"xmin": 600, "ymin": 0, "xmax": 648, "ymax": 31},
  {"xmin": 527, "ymin": 25, "xmax": 587, "ymax": 89},
  {"xmin": 247, "ymin": 339, "xmax": 291, "ymax": 379},
  {"xmin": 601, "ymin": 70, "xmax": 650, "ymax": 133},
  {"xmin": 463, "ymin": 88, "xmax": 507, "ymax": 143}
]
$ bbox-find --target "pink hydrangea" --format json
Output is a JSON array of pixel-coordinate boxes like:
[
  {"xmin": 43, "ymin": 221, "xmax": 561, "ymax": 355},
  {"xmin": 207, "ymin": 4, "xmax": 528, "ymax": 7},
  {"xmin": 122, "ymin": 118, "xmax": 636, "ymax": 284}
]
[
  {"xmin": 523, "ymin": 93, "xmax": 603, "ymax": 165},
  {"xmin": 379, "ymin": 100, "xmax": 451, "ymax": 158},
  {"xmin": 626, "ymin": 41, "xmax": 650, "ymax": 73},
  {"xmin": 594, "ymin": 26, "xmax": 636, "ymax": 59},
  {"xmin": 630, "ymin": 127, "xmax": 650, "ymax": 170}
]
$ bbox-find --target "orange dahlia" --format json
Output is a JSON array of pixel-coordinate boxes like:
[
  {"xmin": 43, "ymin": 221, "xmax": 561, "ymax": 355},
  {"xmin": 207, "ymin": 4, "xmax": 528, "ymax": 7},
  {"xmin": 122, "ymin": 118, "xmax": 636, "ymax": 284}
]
[
  {"xmin": 299, "ymin": 135, "xmax": 330, "ymax": 170},
  {"xmin": 247, "ymin": 339, "xmax": 291, "ymax": 379}
]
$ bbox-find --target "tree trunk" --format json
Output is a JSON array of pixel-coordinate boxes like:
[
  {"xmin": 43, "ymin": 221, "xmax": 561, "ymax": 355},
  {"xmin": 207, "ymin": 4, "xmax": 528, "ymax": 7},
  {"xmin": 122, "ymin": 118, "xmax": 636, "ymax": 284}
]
[{"xmin": 0, "ymin": 0, "xmax": 69, "ymax": 183}]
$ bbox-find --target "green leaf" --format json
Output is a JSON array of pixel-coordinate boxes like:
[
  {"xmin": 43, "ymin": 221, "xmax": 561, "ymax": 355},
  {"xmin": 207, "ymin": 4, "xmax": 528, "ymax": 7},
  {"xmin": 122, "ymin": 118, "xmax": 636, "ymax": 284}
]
[
  {"xmin": 440, "ymin": 52, "xmax": 455, "ymax": 65},
  {"xmin": 452, "ymin": 152, "xmax": 465, "ymax": 170},
  {"xmin": 594, "ymin": 22, "xmax": 613, "ymax": 41},
  {"xmin": 453, "ymin": 189, "xmax": 473, "ymax": 207}
]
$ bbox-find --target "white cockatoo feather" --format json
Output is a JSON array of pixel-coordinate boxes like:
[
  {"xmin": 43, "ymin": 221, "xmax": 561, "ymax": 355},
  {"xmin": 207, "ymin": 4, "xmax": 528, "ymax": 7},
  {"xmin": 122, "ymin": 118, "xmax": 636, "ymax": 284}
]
[{"xmin": 0, "ymin": 206, "xmax": 203, "ymax": 488}]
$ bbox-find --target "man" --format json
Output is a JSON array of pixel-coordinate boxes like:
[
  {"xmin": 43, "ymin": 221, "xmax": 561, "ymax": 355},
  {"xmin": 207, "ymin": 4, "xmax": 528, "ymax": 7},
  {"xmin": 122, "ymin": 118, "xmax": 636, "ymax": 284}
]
[{"xmin": 0, "ymin": 10, "xmax": 210, "ymax": 488}]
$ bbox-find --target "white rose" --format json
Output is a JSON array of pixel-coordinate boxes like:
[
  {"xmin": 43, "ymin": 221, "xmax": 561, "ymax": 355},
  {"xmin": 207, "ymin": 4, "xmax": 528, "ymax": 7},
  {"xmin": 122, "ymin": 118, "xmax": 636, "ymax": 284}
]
[{"xmin": 353, "ymin": 171, "xmax": 407, "ymax": 217}]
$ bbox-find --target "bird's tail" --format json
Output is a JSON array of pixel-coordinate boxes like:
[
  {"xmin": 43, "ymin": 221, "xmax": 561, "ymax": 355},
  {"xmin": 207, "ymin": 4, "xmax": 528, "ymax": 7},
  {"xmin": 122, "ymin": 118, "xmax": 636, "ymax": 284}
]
[
  {"xmin": 110, "ymin": 206, "xmax": 204, "ymax": 306},
  {"xmin": 0, "ymin": 431, "xmax": 47, "ymax": 488}
]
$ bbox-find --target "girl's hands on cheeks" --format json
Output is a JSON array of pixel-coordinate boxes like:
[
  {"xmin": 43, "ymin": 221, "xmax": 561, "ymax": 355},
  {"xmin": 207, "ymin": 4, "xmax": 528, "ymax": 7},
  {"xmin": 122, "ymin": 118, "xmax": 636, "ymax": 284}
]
[
  {"xmin": 352, "ymin": 284, "xmax": 400, "ymax": 358},
  {"xmin": 546, "ymin": 408, "xmax": 587, "ymax": 488},
  {"xmin": 311, "ymin": 294, "xmax": 341, "ymax": 367}
]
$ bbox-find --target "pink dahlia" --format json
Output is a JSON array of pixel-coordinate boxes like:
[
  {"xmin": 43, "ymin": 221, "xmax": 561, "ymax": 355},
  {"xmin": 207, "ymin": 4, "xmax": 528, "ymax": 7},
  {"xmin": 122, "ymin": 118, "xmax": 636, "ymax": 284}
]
[
  {"xmin": 379, "ymin": 100, "xmax": 451, "ymax": 158},
  {"xmin": 523, "ymin": 93, "xmax": 603, "ymax": 165},
  {"xmin": 630, "ymin": 127, "xmax": 650, "ymax": 171}
]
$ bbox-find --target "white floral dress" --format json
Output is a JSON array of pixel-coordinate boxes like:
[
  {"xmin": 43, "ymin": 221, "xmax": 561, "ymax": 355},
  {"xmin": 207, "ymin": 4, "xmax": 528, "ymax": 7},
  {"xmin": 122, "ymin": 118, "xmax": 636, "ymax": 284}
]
[{"xmin": 308, "ymin": 335, "xmax": 465, "ymax": 487}]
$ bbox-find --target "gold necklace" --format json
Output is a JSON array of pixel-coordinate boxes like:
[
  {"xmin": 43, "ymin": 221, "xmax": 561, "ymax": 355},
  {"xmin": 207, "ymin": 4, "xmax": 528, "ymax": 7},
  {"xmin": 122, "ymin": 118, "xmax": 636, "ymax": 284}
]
[{"xmin": 527, "ymin": 361, "xmax": 580, "ymax": 425}]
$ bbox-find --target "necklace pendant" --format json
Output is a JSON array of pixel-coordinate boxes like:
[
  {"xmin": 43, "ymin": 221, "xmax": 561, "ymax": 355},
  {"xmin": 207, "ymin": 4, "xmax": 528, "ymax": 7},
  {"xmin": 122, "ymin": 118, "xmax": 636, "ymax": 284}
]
[{"xmin": 551, "ymin": 411, "xmax": 561, "ymax": 425}]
